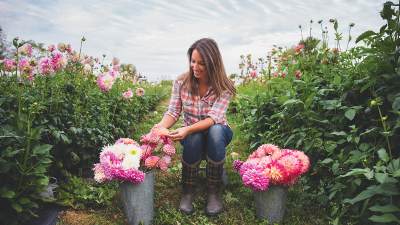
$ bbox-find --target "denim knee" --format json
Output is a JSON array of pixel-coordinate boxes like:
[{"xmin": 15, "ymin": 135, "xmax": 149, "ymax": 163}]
[
  {"xmin": 206, "ymin": 124, "xmax": 233, "ymax": 162},
  {"xmin": 181, "ymin": 132, "xmax": 205, "ymax": 164}
]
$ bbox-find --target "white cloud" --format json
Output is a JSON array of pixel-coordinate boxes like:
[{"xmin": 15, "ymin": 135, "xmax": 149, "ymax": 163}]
[{"xmin": 0, "ymin": 0, "xmax": 387, "ymax": 81}]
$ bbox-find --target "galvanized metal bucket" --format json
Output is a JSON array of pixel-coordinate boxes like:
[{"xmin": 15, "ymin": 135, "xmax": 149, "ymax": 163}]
[
  {"xmin": 253, "ymin": 185, "xmax": 288, "ymax": 224},
  {"xmin": 120, "ymin": 171, "xmax": 155, "ymax": 225}
]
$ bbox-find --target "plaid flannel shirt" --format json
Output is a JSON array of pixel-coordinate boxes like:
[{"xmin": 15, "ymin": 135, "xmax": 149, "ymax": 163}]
[{"xmin": 165, "ymin": 79, "xmax": 232, "ymax": 126}]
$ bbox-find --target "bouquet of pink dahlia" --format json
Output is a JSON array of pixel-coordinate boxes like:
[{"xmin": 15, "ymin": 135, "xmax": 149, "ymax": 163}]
[
  {"xmin": 233, "ymin": 144, "xmax": 310, "ymax": 191},
  {"xmin": 93, "ymin": 130, "xmax": 176, "ymax": 184},
  {"xmin": 139, "ymin": 127, "xmax": 176, "ymax": 171}
]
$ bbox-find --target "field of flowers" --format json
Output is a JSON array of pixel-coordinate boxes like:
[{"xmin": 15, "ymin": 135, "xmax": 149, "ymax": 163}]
[
  {"xmin": 1, "ymin": 1, "xmax": 399, "ymax": 225},
  {"xmin": 232, "ymin": 2, "xmax": 400, "ymax": 224},
  {"xmin": 0, "ymin": 37, "xmax": 169, "ymax": 225}
]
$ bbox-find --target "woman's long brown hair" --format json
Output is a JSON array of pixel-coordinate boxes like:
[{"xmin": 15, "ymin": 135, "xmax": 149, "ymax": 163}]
[{"xmin": 180, "ymin": 38, "xmax": 236, "ymax": 98}]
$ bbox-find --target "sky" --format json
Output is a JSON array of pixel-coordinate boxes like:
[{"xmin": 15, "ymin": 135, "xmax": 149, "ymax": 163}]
[{"xmin": 0, "ymin": 0, "xmax": 387, "ymax": 81}]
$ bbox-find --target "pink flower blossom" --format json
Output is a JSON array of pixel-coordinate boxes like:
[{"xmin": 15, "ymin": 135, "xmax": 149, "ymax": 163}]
[
  {"xmin": 135, "ymin": 87, "xmax": 145, "ymax": 97},
  {"xmin": 158, "ymin": 155, "xmax": 171, "ymax": 171},
  {"xmin": 51, "ymin": 52, "xmax": 66, "ymax": 72},
  {"xmin": 233, "ymin": 160, "xmax": 244, "ymax": 172},
  {"xmin": 122, "ymin": 88, "xmax": 133, "ymax": 99},
  {"xmin": 290, "ymin": 150, "xmax": 310, "ymax": 174},
  {"xmin": 18, "ymin": 58, "xmax": 33, "ymax": 75},
  {"xmin": 96, "ymin": 73, "xmax": 115, "ymax": 92},
  {"xmin": 162, "ymin": 144, "xmax": 176, "ymax": 156},
  {"xmin": 294, "ymin": 44, "xmax": 305, "ymax": 53},
  {"xmin": 93, "ymin": 163, "xmax": 107, "ymax": 183},
  {"xmin": 3, "ymin": 59, "xmax": 16, "ymax": 72},
  {"xmin": 250, "ymin": 70, "xmax": 257, "ymax": 78},
  {"xmin": 115, "ymin": 138, "xmax": 138, "ymax": 146},
  {"xmin": 145, "ymin": 156, "xmax": 160, "ymax": 168},
  {"xmin": 47, "ymin": 44, "xmax": 56, "ymax": 52},
  {"xmin": 39, "ymin": 57, "xmax": 54, "ymax": 76},
  {"xmin": 241, "ymin": 165, "xmax": 269, "ymax": 191},
  {"xmin": 19, "ymin": 43, "xmax": 32, "ymax": 57}
]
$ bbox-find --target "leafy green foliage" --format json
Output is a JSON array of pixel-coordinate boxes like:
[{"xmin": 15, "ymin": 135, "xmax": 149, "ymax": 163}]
[{"xmin": 234, "ymin": 2, "xmax": 400, "ymax": 224}]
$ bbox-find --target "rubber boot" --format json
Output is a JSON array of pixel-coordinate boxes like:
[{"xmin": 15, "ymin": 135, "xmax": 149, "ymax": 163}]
[
  {"xmin": 205, "ymin": 159, "xmax": 224, "ymax": 216},
  {"xmin": 179, "ymin": 160, "xmax": 199, "ymax": 214}
]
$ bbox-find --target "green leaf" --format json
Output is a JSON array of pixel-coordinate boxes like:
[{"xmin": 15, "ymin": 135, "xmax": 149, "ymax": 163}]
[
  {"xmin": 344, "ymin": 186, "xmax": 378, "ymax": 204},
  {"xmin": 344, "ymin": 109, "xmax": 356, "ymax": 120},
  {"xmin": 0, "ymin": 190, "xmax": 16, "ymax": 198},
  {"xmin": 32, "ymin": 144, "xmax": 53, "ymax": 155},
  {"xmin": 375, "ymin": 173, "xmax": 388, "ymax": 184},
  {"xmin": 340, "ymin": 168, "xmax": 373, "ymax": 179},
  {"xmin": 369, "ymin": 214, "xmax": 400, "ymax": 223},
  {"xmin": 392, "ymin": 96, "xmax": 400, "ymax": 111},
  {"xmin": 12, "ymin": 202, "xmax": 23, "ymax": 212},
  {"xmin": 393, "ymin": 169, "xmax": 400, "ymax": 177},
  {"xmin": 370, "ymin": 204, "xmax": 400, "ymax": 213},
  {"xmin": 377, "ymin": 149, "xmax": 389, "ymax": 162},
  {"xmin": 356, "ymin": 30, "xmax": 376, "ymax": 43},
  {"xmin": 331, "ymin": 131, "xmax": 347, "ymax": 136},
  {"xmin": 320, "ymin": 158, "xmax": 333, "ymax": 164}
]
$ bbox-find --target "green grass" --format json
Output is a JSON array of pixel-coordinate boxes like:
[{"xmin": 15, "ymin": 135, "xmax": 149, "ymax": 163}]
[{"xmin": 57, "ymin": 82, "xmax": 328, "ymax": 225}]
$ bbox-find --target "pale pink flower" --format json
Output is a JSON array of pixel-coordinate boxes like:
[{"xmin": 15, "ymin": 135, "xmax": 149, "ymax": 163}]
[
  {"xmin": 93, "ymin": 163, "xmax": 107, "ymax": 183},
  {"xmin": 47, "ymin": 44, "xmax": 56, "ymax": 52},
  {"xmin": 122, "ymin": 88, "xmax": 133, "ymax": 99},
  {"xmin": 39, "ymin": 57, "xmax": 53, "ymax": 76},
  {"xmin": 158, "ymin": 155, "xmax": 171, "ymax": 171},
  {"xmin": 18, "ymin": 43, "xmax": 32, "ymax": 57},
  {"xmin": 96, "ymin": 73, "xmax": 115, "ymax": 92},
  {"xmin": 135, "ymin": 87, "xmax": 145, "ymax": 97},
  {"xmin": 115, "ymin": 138, "xmax": 138, "ymax": 146},
  {"xmin": 3, "ymin": 59, "xmax": 16, "ymax": 72},
  {"xmin": 51, "ymin": 52, "xmax": 66, "ymax": 71},
  {"xmin": 18, "ymin": 58, "xmax": 32, "ymax": 75}
]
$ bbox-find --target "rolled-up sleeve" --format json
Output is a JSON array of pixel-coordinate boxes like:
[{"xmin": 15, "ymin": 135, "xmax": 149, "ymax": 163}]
[
  {"xmin": 165, "ymin": 80, "xmax": 182, "ymax": 121},
  {"xmin": 207, "ymin": 91, "xmax": 232, "ymax": 124}
]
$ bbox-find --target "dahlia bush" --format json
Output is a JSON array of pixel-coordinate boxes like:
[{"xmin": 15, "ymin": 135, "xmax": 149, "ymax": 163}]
[
  {"xmin": 233, "ymin": 144, "xmax": 310, "ymax": 191},
  {"xmin": 93, "ymin": 128, "xmax": 176, "ymax": 184}
]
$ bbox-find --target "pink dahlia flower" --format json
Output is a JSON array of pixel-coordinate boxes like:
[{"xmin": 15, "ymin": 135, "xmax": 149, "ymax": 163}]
[
  {"xmin": 242, "ymin": 165, "xmax": 269, "ymax": 191},
  {"xmin": 162, "ymin": 144, "xmax": 176, "ymax": 156},
  {"xmin": 145, "ymin": 156, "xmax": 160, "ymax": 168},
  {"xmin": 3, "ymin": 59, "xmax": 16, "ymax": 72},
  {"xmin": 96, "ymin": 73, "xmax": 115, "ymax": 92},
  {"xmin": 122, "ymin": 88, "xmax": 133, "ymax": 99}
]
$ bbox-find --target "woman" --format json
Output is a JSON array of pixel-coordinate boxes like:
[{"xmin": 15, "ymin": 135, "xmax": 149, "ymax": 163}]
[{"xmin": 153, "ymin": 38, "xmax": 235, "ymax": 216}]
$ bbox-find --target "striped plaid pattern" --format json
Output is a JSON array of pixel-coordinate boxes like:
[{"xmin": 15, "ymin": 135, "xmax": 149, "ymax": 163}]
[
  {"xmin": 206, "ymin": 160, "xmax": 224, "ymax": 187},
  {"xmin": 182, "ymin": 161, "xmax": 199, "ymax": 187},
  {"xmin": 166, "ymin": 79, "xmax": 232, "ymax": 126}
]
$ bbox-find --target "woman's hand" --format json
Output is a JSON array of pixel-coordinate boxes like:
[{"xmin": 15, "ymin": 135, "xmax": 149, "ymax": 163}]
[
  {"xmin": 167, "ymin": 127, "xmax": 191, "ymax": 141},
  {"xmin": 152, "ymin": 124, "xmax": 170, "ymax": 136}
]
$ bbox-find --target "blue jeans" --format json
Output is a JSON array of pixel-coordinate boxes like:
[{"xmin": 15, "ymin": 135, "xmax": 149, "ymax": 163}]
[{"xmin": 180, "ymin": 124, "xmax": 233, "ymax": 164}]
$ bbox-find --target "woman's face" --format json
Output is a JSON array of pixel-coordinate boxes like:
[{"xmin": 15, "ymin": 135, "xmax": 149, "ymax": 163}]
[{"xmin": 191, "ymin": 49, "xmax": 207, "ymax": 81}]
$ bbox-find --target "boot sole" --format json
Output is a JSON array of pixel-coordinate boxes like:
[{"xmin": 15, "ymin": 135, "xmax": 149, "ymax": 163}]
[
  {"xmin": 180, "ymin": 208, "xmax": 195, "ymax": 215},
  {"xmin": 205, "ymin": 209, "xmax": 223, "ymax": 217}
]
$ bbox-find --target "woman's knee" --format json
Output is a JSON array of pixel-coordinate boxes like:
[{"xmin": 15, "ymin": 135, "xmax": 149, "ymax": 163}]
[
  {"xmin": 182, "ymin": 132, "xmax": 205, "ymax": 164},
  {"xmin": 207, "ymin": 124, "xmax": 232, "ymax": 145}
]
